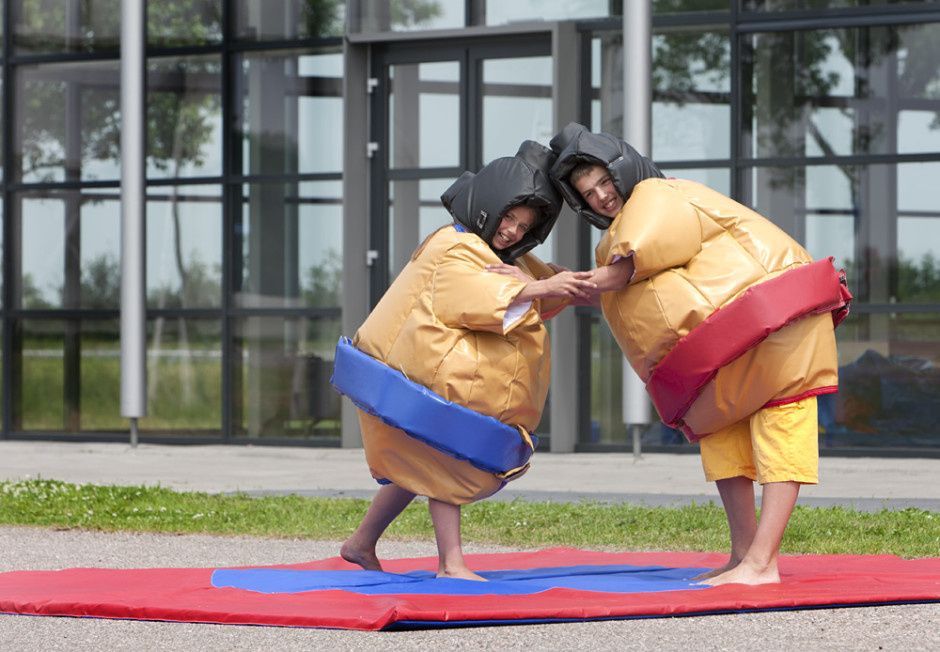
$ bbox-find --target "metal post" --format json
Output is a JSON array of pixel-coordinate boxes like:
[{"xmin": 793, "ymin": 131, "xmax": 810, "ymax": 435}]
[
  {"xmin": 623, "ymin": 1, "xmax": 653, "ymax": 461},
  {"xmin": 549, "ymin": 21, "xmax": 582, "ymax": 453},
  {"xmin": 340, "ymin": 41, "xmax": 370, "ymax": 448},
  {"xmin": 120, "ymin": 0, "xmax": 147, "ymax": 446}
]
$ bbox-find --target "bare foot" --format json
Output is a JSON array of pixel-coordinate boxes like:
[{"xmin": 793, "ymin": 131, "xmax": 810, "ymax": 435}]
[
  {"xmin": 340, "ymin": 540, "xmax": 383, "ymax": 571},
  {"xmin": 693, "ymin": 559, "xmax": 740, "ymax": 581},
  {"xmin": 702, "ymin": 560, "xmax": 780, "ymax": 586},
  {"xmin": 437, "ymin": 567, "xmax": 487, "ymax": 582}
]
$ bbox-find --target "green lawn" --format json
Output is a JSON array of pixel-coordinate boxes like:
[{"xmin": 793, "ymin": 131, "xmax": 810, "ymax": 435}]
[{"xmin": 1, "ymin": 479, "xmax": 937, "ymax": 557}]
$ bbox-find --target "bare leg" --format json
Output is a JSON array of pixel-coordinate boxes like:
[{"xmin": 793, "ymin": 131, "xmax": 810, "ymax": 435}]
[
  {"xmin": 704, "ymin": 480, "xmax": 800, "ymax": 586},
  {"xmin": 341, "ymin": 483, "xmax": 416, "ymax": 571},
  {"xmin": 694, "ymin": 476, "xmax": 757, "ymax": 580},
  {"xmin": 428, "ymin": 498, "xmax": 486, "ymax": 581}
]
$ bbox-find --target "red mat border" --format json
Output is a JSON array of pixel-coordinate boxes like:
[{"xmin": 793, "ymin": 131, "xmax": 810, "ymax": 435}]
[{"xmin": 1, "ymin": 549, "xmax": 938, "ymax": 630}]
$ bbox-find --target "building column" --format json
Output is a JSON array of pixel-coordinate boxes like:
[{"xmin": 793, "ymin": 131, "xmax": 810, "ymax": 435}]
[
  {"xmin": 549, "ymin": 22, "xmax": 581, "ymax": 452},
  {"xmin": 340, "ymin": 41, "xmax": 371, "ymax": 448}
]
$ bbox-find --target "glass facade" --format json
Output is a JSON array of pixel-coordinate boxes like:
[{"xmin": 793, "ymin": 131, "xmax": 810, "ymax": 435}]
[
  {"xmin": 583, "ymin": 2, "xmax": 940, "ymax": 452},
  {"xmin": 2, "ymin": 1, "xmax": 939, "ymax": 454},
  {"xmin": 1, "ymin": 0, "xmax": 343, "ymax": 443}
]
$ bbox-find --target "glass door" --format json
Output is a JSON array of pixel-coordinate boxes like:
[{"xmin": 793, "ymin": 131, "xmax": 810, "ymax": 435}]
[{"xmin": 369, "ymin": 35, "xmax": 552, "ymax": 303}]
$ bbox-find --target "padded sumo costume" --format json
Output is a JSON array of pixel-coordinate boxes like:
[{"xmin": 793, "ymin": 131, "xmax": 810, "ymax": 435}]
[
  {"xmin": 550, "ymin": 123, "xmax": 852, "ymax": 442},
  {"xmin": 332, "ymin": 142, "xmax": 563, "ymax": 504}
]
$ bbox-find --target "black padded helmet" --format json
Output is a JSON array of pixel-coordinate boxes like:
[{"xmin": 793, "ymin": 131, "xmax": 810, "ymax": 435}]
[
  {"xmin": 440, "ymin": 140, "xmax": 562, "ymax": 262},
  {"xmin": 549, "ymin": 122, "xmax": 664, "ymax": 229}
]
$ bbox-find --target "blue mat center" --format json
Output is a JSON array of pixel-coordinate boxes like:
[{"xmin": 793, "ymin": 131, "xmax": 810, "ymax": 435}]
[{"xmin": 211, "ymin": 564, "xmax": 711, "ymax": 596}]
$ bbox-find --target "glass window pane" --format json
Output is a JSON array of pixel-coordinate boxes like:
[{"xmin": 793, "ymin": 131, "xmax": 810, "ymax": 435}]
[
  {"xmin": 898, "ymin": 161, "xmax": 940, "ymax": 214},
  {"xmin": 485, "ymin": 0, "xmax": 608, "ymax": 25},
  {"xmin": 389, "ymin": 178, "xmax": 452, "ymax": 278},
  {"xmin": 18, "ymin": 319, "xmax": 67, "ymax": 430},
  {"xmin": 15, "ymin": 319, "xmax": 125, "ymax": 433},
  {"xmin": 0, "ymin": 70, "xmax": 4, "ymax": 181},
  {"xmin": 744, "ymin": 23, "xmax": 940, "ymax": 160},
  {"xmin": 354, "ymin": 0, "xmax": 464, "ymax": 32},
  {"xmin": 897, "ymin": 217, "xmax": 940, "ymax": 303},
  {"xmin": 743, "ymin": 0, "xmax": 935, "ymax": 10},
  {"xmin": 897, "ymin": 163, "xmax": 940, "ymax": 304},
  {"xmin": 0, "ymin": 201, "xmax": 3, "ymax": 307},
  {"xmin": 651, "ymin": 27, "xmax": 726, "ymax": 159},
  {"xmin": 141, "ymin": 318, "xmax": 222, "ymax": 434},
  {"xmin": 744, "ymin": 162, "xmax": 940, "ymax": 306},
  {"xmin": 79, "ymin": 320, "xmax": 123, "ymax": 431},
  {"xmin": 389, "ymin": 62, "xmax": 460, "ymax": 169},
  {"xmin": 147, "ymin": 0, "xmax": 222, "ymax": 46},
  {"xmin": 831, "ymin": 311, "xmax": 940, "ymax": 449},
  {"xmin": 13, "ymin": 0, "xmax": 120, "ymax": 55},
  {"xmin": 147, "ymin": 185, "xmax": 222, "ymax": 309},
  {"xmin": 805, "ymin": 213, "xmax": 856, "ymax": 278},
  {"xmin": 17, "ymin": 188, "xmax": 122, "ymax": 310},
  {"xmin": 16, "ymin": 60, "xmax": 122, "ymax": 183},
  {"xmin": 481, "ymin": 56, "xmax": 553, "ymax": 164},
  {"xmin": 590, "ymin": 34, "xmax": 624, "ymax": 136},
  {"xmin": 589, "ymin": 318, "xmax": 623, "ymax": 445},
  {"xmin": 238, "ymin": 49, "xmax": 343, "ymax": 176},
  {"xmin": 235, "ymin": 0, "xmax": 345, "ymax": 40},
  {"xmin": 663, "ymin": 167, "xmax": 731, "ymax": 195},
  {"xmin": 591, "ymin": 30, "xmax": 732, "ymax": 161},
  {"xmin": 898, "ymin": 111, "xmax": 940, "ymax": 154},
  {"xmin": 237, "ymin": 181, "xmax": 343, "ymax": 309},
  {"xmin": 147, "ymin": 55, "xmax": 222, "ymax": 180},
  {"xmin": 653, "ymin": 28, "xmax": 731, "ymax": 161},
  {"xmin": 233, "ymin": 316, "xmax": 341, "ymax": 440},
  {"xmin": 748, "ymin": 164, "xmax": 863, "ymax": 286}
]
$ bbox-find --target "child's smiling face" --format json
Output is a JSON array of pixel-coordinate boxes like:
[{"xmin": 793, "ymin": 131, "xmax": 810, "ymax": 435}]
[
  {"xmin": 492, "ymin": 205, "xmax": 537, "ymax": 250},
  {"xmin": 573, "ymin": 165, "xmax": 625, "ymax": 219}
]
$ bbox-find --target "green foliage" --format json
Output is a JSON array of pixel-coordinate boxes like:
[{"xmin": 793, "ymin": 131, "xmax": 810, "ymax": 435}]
[
  {"xmin": 21, "ymin": 273, "xmax": 55, "ymax": 309},
  {"xmin": 148, "ymin": 257, "xmax": 222, "ymax": 309},
  {"xmin": 897, "ymin": 252, "xmax": 940, "ymax": 303},
  {"xmin": 653, "ymin": 31, "xmax": 729, "ymax": 97},
  {"xmin": 391, "ymin": 0, "xmax": 443, "ymax": 28},
  {"xmin": 1, "ymin": 480, "xmax": 937, "ymax": 557},
  {"xmin": 78, "ymin": 253, "xmax": 121, "ymax": 309},
  {"xmin": 147, "ymin": 0, "xmax": 223, "ymax": 47},
  {"xmin": 302, "ymin": 0, "xmax": 346, "ymax": 37},
  {"xmin": 146, "ymin": 57, "xmax": 220, "ymax": 173},
  {"xmin": 302, "ymin": 249, "xmax": 342, "ymax": 307}
]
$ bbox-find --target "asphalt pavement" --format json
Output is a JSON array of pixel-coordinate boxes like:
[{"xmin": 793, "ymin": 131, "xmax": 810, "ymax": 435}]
[
  {"xmin": 2, "ymin": 440, "xmax": 940, "ymax": 511},
  {"xmin": 1, "ymin": 440, "xmax": 938, "ymax": 650}
]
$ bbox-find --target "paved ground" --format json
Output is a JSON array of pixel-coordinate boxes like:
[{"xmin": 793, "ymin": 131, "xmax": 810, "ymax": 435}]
[
  {"xmin": 3, "ymin": 440, "xmax": 940, "ymax": 510},
  {"xmin": 1, "ymin": 440, "xmax": 938, "ymax": 650}
]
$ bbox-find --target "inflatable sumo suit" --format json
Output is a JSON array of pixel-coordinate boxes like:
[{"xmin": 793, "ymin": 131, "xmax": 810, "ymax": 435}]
[
  {"xmin": 332, "ymin": 141, "xmax": 564, "ymax": 504},
  {"xmin": 550, "ymin": 123, "xmax": 852, "ymax": 441}
]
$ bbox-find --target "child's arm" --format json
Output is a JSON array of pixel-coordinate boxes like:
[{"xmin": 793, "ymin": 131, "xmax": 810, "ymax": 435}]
[
  {"xmin": 589, "ymin": 256, "xmax": 635, "ymax": 293},
  {"xmin": 485, "ymin": 264, "xmax": 596, "ymax": 308}
]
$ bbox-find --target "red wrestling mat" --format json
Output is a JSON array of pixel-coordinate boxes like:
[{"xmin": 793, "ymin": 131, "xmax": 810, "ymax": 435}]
[{"xmin": 1, "ymin": 549, "xmax": 938, "ymax": 630}]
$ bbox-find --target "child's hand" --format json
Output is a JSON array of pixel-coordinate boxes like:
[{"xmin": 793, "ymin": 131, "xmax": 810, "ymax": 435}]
[{"xmin": 539, "ymin": 270, "xmax": 596, "ymax": 299}]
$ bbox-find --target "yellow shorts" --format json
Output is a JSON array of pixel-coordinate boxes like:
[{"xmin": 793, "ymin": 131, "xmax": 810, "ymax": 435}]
[{"xmin": 699, "ymin": 397, "xmax": 819, "ymax": 485}]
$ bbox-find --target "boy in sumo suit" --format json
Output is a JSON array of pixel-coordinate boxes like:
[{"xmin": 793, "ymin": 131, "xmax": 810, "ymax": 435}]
[
  {"xmin": 339, "ymin": 141, "xmax": 595, "ymax": 580},
  {"xmin": 519, "ymin": 123, "xmax": 849, "ymax": 586}
]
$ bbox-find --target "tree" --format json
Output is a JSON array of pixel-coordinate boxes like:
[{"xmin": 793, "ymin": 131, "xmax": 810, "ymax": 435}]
[
  {"xmin": 78, "ymin": 253, "xmax": 121, "ymax": 309},
  {"xmin": 302, "ymin": 249, "xmax": 342, "ymax": 308}
]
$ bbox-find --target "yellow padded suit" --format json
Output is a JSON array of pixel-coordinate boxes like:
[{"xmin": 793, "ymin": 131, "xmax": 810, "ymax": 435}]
[{"xmin": 353, "ymin": 225, "xmax": 558, "ymax": 505}]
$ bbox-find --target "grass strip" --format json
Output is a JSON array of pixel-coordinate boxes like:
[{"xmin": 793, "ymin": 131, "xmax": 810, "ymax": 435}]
[{"xmin": 1, "ymin": 479, "xmax": 938, "ymax": 557}]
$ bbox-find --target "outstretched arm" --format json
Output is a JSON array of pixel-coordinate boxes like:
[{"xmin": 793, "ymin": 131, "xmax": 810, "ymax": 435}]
[
  {"xmin": 589, "ymin": 256, "xmax": 635, "ymax": 293},
  {"xmin": 485, "ymin": 263, "xmax": 596, "ymax": 309}
]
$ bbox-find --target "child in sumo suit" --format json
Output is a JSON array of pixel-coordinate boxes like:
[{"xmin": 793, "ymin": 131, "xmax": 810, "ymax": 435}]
[
  {"xmin": 529, "ymin": 123, "xmax": 850, "ymax": 586},
  {"xmin": 337, "ymin": 141, "xmax": 595, "ymax": 581}
]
